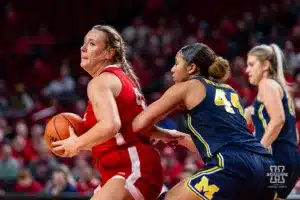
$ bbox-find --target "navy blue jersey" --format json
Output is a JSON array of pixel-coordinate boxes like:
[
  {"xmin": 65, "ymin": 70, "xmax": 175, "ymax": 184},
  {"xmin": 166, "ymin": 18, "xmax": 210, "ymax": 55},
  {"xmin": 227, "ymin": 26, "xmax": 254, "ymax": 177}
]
[
  {"xmin": 251, "ymin": 82, "xmax": 300, "ymax": 198},
  {"xmin": 252, "ymin": 87, "xmax": 298, "ymax": 149},
  {"xmin": 186, "ymin": 77, "xmax": 270, "ymax": 162}
]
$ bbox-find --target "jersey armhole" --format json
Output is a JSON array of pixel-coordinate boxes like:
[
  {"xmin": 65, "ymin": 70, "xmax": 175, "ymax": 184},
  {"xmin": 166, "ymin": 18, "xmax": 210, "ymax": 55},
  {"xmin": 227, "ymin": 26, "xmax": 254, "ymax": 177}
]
[
  {"xmin": 101, "ymin": 71, "xmax": 123, "ymax": 99},
  {"xmin": 186, "ymin": 78, "xmax": 207, "ymax": 111},
  {"xmin": 275, "ymin": 81, "xmax": 285, "ymax": 100}
]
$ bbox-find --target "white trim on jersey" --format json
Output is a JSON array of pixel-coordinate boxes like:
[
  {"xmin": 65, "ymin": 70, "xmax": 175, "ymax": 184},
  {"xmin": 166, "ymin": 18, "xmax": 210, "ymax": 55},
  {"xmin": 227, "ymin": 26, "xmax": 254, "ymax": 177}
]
[
  {"xmin": 125, "ymin": 146, "xmax": 145, "ymax": 200},
  {"xmin": 125, "ymin": 180, "xmax": 145, "ymax": 200},
  {"xmin": 104, "ymin": 64, "xmax": 121, "ymax": 69},
  {"xmin": 115, "ymin": 132, "xmax": 126, "ymax": 145},
  {"xmin": 111, "ymin": 175, "xmax": 126, "ymax": 180},
  {"xmin": 93, "ymin": 184, "xmax": 101, "ymax": 194}
]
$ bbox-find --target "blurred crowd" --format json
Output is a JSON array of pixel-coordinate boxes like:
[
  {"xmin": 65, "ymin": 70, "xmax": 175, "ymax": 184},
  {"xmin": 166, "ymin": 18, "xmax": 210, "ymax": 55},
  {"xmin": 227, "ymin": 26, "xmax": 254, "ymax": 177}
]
[{"xmin": 1, "ymin": 0, "xmax": 300, "ymax": 197}]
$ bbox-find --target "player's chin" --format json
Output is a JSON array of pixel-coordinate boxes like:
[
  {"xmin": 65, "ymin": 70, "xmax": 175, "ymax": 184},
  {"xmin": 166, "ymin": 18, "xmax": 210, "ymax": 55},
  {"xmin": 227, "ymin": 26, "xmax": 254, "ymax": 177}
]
[
  {"xmin": 80, "ymin": 61, "xmax": 88, "ymax": 68},
  {"xmin": 172, "ymin": 77, "xmax": 181, "ymax": 84},
  {"xmin": 248, "ymin": 77, "xmax": 255, "ymax": 85},
  {"xmin": 250, "ymin": 79, "xmax": 259, "ymax": 86}
]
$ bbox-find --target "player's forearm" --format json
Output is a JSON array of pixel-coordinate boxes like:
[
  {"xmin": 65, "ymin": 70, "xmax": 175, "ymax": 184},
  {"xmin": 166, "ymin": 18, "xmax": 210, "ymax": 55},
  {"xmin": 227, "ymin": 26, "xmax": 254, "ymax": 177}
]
[
  {"xmin": 148, "ymin": 126, "xmax": 174, "ymax": 139},
  {"xmin": 132, "ymin": 113, "xmax": 157, "ymax": 133},
  {"xmin": 76, "ymin": 121, "xmax": 119, "ymax": 150},
  {"xmin": 261, "ymin": 119, "xmax": 284, "ymax": 148},
  {"xmin": 150, "ymin": 126, "xmax": 198, "ymax": 153},
  {"xmin": 178, "ymin": 135, "xmax": 198, "ymax": 153}
]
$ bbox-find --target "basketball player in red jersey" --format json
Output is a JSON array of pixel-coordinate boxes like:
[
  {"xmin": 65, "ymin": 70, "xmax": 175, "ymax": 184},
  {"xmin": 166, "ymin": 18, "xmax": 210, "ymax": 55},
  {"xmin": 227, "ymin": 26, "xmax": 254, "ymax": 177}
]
[{"xmin": 52, "ymin": 25, "xmax": 188, "ymax": 200}]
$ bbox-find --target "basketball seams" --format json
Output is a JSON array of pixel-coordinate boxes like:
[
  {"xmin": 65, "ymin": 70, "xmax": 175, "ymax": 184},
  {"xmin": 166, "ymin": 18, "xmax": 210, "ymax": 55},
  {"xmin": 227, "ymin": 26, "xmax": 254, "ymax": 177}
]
[
  {"xmin": 61, "ymin": 114, "xmax": 78, "ymax": 135},
  {"xmin": 44, "ymin": 113, "xmax": 84, "ymax": 157},
  {"xmin": 53, "ymin": 116, "xmax": 62, "ymax": 140}
]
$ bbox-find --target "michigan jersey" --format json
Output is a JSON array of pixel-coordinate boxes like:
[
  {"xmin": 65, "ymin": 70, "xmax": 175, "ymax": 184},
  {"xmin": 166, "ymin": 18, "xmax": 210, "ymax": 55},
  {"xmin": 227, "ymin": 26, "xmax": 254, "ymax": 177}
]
[
  {"xmin": 186, "ymin": 77, "xmax": 270, "ymax": 162},
  {"xmin": 252, "ymin": 88, "xmax": 298, "ymax": 149}
]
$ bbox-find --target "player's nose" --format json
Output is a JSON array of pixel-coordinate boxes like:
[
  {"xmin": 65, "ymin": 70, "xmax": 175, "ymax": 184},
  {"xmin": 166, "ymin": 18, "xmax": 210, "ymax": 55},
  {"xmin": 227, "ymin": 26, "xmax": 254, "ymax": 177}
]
[
  {"xmin": 171, "ymin": 65, "xmax": 175, "ymax": 72},
  {"xmin": 81, "ymin": 44, "xmax": 87, "ymax": 52}
]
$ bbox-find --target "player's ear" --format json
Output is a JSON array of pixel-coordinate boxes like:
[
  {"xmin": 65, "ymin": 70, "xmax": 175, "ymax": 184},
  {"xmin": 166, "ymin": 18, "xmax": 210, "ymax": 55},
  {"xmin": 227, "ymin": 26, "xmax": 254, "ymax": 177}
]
[
  {"xmin": 105, "ymin": 48, "xmax": 116, "ymax": 60},
  {"xmin": 262, "ymin": 60, "xmax": 271, "ymax": 72},
  {"xmin": 187, "ymin": 63, "xmax": 197, "ymax": 75}
]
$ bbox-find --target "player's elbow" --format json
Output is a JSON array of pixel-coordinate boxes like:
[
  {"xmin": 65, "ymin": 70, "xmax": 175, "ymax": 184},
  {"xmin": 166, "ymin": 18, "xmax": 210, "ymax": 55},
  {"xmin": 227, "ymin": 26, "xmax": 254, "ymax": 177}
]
[
  {"xmin": 275, "ymin": 114, "xmax": 285, "ymax": 127},
  {"xmin": 104, "ymin": 119, "xmax": 121, "ymax": 137},
  {"xmin": 111, "ymin": 119, "xmax": 121, "ymax": 133}
]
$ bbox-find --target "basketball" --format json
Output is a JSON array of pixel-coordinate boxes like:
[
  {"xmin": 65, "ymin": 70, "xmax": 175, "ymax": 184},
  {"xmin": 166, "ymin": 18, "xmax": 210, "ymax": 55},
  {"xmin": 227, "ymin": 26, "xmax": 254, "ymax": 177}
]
[{"xmin": 44, "ymin": 112, "xmax": 87, "ymax": 157}]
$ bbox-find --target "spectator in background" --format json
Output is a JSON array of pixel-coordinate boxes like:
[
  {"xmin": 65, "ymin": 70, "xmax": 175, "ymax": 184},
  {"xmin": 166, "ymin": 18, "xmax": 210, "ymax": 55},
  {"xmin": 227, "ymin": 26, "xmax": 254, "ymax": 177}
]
[
  {"xmin": 291, "ymin": 18, "xmax": 300, "ymax": 49},
  {"xmin": 44, "ymin": 168, "xmax": 77, "ymax": 196},
  {"xmin": 76, "ymin": 167, "xmax": 100, "ymax": 195},
  {"xmin": 0, "ymin": 117, "xmax": 13, "ymax": 143},
  {"xmin": 15, "ymin": 120, "xmax": 29, "ymax": 138},
  {"xmin": 227, "ymin": 56, "xmax": 256, "ymax": 106},
  {"xmin": 71, "ymin": 156, "xmax": 89, "ymax": 181},
  {"xmin": 11, "ymin": 135, "xmax": 37, "ymax": 166},
  {"xmin": 0, "ymin": 80, "xmax": 8, "ymax": 115},
  {"xmin": 285, "ymin": 40, "xmax": 300, "ymax": 75},
  {"xmin": 28, "ymin": 124, "xmax": 44, "ymax": 156},
  {"xmin": 34, "ymin": 24, "xmax": 56, "ymax": 54},
  {"xmin": 4, "ymin": 84, "xmax": 34, "ymax": 118},
  {"xmin": 5, "ymin": 3, "xmax": 17, "ymax": 25},
  {"xmin": 59, "ymin": 164, "xmax": 77, "ymax": 188},
  {"xmin": 0, "ymin": 144, "xmax": 19, "ymax": 181},
  {"xmin": 15, "ymin": 169, "xmax": 42, "ymax": 194},
  {"xmin": 42, "ymin": 59, "xmax": 76, "ymax": 108},
  {"xmin": 26, "ymin": 58, "xmax": 54, "ymax": 92},
  {"xmin": 28, "ymin": 142, "xmax": 59, "ymax": 185},
  {"xmin": 13, "ymin": 30, "xmax": 32, "ymax": 56}
]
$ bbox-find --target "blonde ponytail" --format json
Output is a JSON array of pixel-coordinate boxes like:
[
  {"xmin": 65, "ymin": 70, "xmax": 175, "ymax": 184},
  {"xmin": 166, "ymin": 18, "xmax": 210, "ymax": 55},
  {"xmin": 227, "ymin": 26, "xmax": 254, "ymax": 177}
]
[{"xmin": 270, "ymin": 44, "xmax": 288, "ymax": 96}]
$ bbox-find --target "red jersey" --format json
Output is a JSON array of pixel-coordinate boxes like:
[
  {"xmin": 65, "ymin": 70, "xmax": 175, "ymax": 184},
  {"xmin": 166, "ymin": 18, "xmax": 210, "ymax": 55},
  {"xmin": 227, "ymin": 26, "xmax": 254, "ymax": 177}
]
[
  {"xmin": 83, "ymin": 65, "xmax": 147, "ymax": 154},
  {"xmin": 82, "ymin": 66, "xmax": 163, "ymax": 200}
]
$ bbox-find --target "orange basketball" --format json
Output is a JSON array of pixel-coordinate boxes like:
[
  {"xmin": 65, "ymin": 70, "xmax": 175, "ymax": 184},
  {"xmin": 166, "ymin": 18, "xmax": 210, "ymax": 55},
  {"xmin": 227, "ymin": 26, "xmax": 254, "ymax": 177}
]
[{"xmin": 44, "ymin": 112, "xmax": 87, "ymax": 157}]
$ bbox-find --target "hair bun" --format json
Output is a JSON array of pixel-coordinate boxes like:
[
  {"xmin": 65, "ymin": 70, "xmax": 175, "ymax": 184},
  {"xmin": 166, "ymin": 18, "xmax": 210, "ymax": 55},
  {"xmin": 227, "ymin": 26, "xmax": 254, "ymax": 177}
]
[{"xmin": 208, "ymin": 57, "xmax": 230, "ymax": 80}]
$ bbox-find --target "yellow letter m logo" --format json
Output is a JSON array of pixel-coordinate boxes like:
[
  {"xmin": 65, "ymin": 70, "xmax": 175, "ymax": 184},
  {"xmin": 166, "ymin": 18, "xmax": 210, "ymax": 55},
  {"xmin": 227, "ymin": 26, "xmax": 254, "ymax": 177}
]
[{"xmin": 195, "ymin": 176, "xmax": 219, "ymax": 200}]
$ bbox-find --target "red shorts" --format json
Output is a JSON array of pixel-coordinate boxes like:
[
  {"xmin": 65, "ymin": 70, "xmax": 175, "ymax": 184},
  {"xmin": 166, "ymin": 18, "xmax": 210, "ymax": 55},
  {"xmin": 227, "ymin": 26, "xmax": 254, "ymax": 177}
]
[{"xmin": 93, "ymin": 143, "xmax": 163, "ymax": 200}]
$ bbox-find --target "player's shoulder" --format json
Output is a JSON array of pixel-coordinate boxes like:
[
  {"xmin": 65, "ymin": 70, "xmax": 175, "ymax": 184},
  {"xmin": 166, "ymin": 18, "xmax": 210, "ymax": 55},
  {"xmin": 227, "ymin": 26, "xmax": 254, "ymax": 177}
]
[
  {"xmin": 258, "ymin": 78, "xmax": 283, "ymax": 99},
  {"xmin": 258, "ymin": 78, "xmax": 281, "ymax": 92},
  {"xmin": 89, "ymin": 71, "xmax": 120, "ymax": 87},
  {"xmin": 167, "ymin": 79, "xmax": 203, "ymax": 95},
  {"xmin": 183, "ymin": 78, "xmax": 206, "ymax": 95},
  {"xmin": 87, "ymin": 71, "xmax": 122, "ymax": 97},
  {"xmin": 187, "ymin": 78, "xmax": 205, "ymax": 88}
]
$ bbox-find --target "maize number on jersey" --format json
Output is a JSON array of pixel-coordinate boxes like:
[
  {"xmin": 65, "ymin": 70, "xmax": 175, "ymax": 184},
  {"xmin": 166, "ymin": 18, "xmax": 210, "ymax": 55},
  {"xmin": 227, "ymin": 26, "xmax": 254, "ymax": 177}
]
[{"xmin": 214, "ymin": 89, "xmax": 244, "ymax": 116}]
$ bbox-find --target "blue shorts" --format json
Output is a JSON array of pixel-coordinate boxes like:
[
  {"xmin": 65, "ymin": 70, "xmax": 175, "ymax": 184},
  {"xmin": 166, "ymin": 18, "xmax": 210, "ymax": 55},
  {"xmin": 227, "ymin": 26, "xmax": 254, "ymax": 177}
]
[
  {"xmin": 271, "ymin": 142, "xmax": 300, "ymax": 199},
  {"xmin": 185, "ymin": 148, "xmax": 275, "ymax": 200}
]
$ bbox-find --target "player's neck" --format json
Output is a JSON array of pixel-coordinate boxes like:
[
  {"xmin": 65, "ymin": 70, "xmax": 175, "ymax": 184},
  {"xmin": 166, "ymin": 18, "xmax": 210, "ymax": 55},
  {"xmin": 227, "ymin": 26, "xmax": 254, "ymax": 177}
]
[
  {"xmin": 189, "ymin": 74, "xmax": 199, "ymax": 80},
  {"xmin": 91, "ymin": 61, "xmax": 113, "ymax": 77},
  {"xmin": 262, "ymin": 72, "xmax": 271, "ymax": 80}
]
